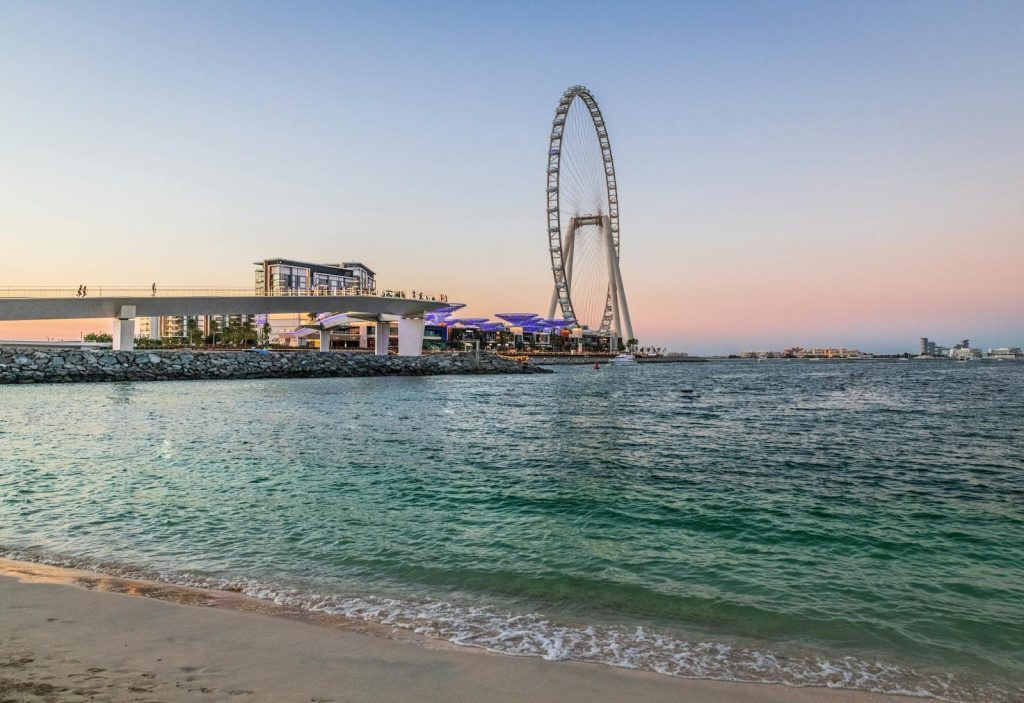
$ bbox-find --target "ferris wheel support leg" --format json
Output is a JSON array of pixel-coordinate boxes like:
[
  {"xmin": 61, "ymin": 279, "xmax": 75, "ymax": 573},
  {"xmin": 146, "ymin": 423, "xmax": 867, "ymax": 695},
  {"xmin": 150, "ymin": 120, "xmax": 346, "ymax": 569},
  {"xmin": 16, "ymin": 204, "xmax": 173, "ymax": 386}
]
[
  {"xmin": 563, "ymin": 227, "xmax": 576, "ymax": 293},
  {"xmin": 603, "ymin": 221, "xmax": 623, "ymax": 342},
  {"xmin": 614, "ymin": 263, "xmax": 634, "ymax": 342},
  {"xmin": 604, "ymin": 217, "xmax": 634, "ymax": 342},
  {"xmin": 610, "ymin": 287, "xmax": 621, "ymax": 351},
  {"xmin": 548, "ymin": 227, "xmax": 576, "ymax": 321}
]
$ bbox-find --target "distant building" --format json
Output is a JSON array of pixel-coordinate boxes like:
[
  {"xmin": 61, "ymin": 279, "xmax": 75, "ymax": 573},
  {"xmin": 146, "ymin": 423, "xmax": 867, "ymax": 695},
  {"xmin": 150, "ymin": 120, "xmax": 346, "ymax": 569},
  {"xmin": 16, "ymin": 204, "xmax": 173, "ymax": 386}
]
[
  {"xmin": 918, "ymin": 336, "xmax": 982, "ymax": 358},
  {"xmin": 782, "ymin": 346, "xmax": 862, "ymax": 359},
  {"xmin": 986, "ymin": 347, "xmax": 1022, "ymax": 359},
  {"xmin": 136, "ymin": 314, "xmax": 255, "ymax": 341},
  {"xmin": 949, "ymin": 339, "xmax": 981, "ymax": 359}
]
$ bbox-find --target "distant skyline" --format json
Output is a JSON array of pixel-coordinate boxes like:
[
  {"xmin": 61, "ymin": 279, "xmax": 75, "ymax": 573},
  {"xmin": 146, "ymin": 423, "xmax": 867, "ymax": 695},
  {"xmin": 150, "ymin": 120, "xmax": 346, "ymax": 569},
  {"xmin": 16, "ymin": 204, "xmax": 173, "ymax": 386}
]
[{"xmin": 1, "ymin": 1, "xmax": 1022, "ymax": 355}]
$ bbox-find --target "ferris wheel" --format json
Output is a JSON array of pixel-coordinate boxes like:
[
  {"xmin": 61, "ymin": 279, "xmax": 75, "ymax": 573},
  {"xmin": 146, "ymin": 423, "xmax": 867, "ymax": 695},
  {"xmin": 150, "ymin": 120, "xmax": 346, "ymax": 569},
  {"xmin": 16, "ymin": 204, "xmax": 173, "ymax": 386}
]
[{"xmin": 546, "ymin": 85, "xmax": 634, "ymax": 342}]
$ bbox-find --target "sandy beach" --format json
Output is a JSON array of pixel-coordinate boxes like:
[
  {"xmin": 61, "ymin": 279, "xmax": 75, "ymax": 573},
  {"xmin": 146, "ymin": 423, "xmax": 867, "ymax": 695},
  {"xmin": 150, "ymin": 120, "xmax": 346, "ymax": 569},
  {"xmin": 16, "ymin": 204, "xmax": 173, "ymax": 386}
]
[{"xmin": 0, "ymin": 558, "xmax": 913, "ymax": 703}]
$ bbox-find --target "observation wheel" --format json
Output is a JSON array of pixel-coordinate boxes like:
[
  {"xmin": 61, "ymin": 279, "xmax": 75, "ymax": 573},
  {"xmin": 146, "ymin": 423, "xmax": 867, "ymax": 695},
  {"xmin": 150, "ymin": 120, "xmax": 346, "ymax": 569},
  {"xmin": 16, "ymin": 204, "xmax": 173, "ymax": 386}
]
[{"xmin": 546, "ymin": 85, "xmax": 633, "ymax": 341}]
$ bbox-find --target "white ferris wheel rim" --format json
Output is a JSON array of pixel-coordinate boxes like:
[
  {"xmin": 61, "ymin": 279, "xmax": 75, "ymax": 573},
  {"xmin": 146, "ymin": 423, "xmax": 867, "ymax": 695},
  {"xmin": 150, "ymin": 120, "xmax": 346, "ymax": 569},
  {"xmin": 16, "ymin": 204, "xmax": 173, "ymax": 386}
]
[{"xmin": 546, "ymin": 85, "xmax": 621, "ymax": 331}]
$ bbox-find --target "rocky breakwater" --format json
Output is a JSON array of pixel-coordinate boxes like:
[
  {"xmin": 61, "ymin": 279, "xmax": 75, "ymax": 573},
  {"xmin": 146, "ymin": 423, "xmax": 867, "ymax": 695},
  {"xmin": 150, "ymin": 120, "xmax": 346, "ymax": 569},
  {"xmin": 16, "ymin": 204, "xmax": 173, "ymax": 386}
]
[{"xmin": 0, "ymin": 348, "xmax": 551, "ymax": 384}]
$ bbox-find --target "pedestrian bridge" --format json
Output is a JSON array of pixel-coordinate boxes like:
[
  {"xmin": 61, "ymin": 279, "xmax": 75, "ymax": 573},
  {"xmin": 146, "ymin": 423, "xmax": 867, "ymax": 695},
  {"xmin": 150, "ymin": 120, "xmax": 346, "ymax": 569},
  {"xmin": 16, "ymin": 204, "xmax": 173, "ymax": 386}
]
[{"xmin": 0, "ymin": 287, "xmax": 446, "ymax": 355}]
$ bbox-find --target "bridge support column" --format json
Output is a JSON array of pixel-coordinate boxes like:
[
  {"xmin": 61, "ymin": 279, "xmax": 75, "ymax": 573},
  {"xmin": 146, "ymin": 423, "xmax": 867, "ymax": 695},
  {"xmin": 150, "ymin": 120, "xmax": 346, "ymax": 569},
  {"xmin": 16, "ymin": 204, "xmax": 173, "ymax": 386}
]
[
  {"xmin": 374, "ymin": 321, "xmax": 390, "ymax": 356},
  {"xmin": 397, "ymin": 318, "xmax": 425, "ymax": 357},
  {"xmin": 319, "ymin": 328, "xmax": 332, "ymax": 352},
  {"xmin": 111, "ymin": 306, "xmax": 136, "ymax": 352},
  {"xmin": 148, "ymin": 317, "xmax": 160, "ymax": 340}
]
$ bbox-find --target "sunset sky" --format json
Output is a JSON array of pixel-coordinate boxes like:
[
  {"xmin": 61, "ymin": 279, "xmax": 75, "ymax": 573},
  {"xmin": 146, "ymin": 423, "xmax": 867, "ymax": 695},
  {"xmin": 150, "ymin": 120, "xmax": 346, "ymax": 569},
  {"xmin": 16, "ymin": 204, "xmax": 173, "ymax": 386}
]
[{"xmin": 2, "ymin": 1, "xmax": 1022, "ymax": 354}]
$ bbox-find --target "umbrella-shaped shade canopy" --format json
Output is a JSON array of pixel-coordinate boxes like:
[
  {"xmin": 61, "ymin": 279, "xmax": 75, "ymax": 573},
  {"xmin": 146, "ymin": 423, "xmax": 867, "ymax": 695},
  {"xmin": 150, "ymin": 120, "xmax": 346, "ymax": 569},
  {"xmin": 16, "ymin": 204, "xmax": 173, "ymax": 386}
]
[
  {"xmin": 425, "ymin": 303, "xmax": 466, "ymax": 324},
  {"xmin": 495, "ymin": 312, "xmax": 541, "ymax": 326}
]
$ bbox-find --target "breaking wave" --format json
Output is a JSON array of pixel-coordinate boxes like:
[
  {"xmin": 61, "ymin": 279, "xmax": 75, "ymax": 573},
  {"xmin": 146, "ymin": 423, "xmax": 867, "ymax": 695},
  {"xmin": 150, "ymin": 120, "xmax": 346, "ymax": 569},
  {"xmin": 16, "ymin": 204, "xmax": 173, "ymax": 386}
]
[{"xmin": 2, "ymin": 546, "xmax": 1017, "ymax": 703}]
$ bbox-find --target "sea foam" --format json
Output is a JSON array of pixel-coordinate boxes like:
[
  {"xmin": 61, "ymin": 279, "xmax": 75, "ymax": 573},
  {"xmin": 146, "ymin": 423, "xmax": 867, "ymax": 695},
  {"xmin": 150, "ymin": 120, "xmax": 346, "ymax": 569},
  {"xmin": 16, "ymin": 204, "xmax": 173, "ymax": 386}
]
[{"xmin": 2, "ymin": 545, "xmax": 1017, "ymax": 703}]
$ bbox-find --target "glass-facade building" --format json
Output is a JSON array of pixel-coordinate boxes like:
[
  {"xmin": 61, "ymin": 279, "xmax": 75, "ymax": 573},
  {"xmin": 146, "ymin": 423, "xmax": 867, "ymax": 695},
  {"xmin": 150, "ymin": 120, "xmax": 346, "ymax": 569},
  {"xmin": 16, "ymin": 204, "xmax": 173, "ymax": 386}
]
[{"xmin": 254, "ymin": 259, "xmax": 376, "ymax": 295}]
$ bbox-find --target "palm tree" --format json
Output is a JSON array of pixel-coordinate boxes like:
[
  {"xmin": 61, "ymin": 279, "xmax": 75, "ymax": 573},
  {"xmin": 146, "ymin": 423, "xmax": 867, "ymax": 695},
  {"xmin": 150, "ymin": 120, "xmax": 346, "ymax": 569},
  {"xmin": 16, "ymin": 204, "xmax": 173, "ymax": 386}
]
[
  {"xmin": 207, "ymin": 317, "xmax": 219, "ymax": 347},
  {"xmin": 186, "ymin": 319, "xmax": 201, "ymax": 348},
  {"xmin": 240, "ymin": 321, "xmax": 257, "ymax": 347}
]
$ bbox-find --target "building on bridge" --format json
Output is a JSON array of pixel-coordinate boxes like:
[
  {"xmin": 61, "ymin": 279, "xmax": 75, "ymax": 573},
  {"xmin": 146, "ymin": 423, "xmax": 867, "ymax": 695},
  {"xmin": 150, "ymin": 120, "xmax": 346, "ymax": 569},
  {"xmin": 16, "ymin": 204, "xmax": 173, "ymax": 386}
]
[{"xmin": 254, "ymin": 258, "xmax": 375, "ymax": 295}]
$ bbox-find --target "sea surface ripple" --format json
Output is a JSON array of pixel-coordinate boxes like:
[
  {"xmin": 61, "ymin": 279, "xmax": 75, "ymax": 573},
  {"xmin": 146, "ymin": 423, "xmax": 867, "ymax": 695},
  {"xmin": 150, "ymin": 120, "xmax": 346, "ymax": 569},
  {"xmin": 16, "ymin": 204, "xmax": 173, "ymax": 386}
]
[{"xmin": 1, "ymin": 361, "xmax": 1022, "ymax": 701}]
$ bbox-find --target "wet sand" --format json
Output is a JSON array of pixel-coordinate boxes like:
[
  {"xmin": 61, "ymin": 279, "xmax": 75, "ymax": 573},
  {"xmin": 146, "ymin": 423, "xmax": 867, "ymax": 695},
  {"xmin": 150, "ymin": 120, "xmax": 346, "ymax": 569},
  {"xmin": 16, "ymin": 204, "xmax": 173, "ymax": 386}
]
[{"xmin": 0, "ymin": 558, "xmax": 909, "ymax": 703}]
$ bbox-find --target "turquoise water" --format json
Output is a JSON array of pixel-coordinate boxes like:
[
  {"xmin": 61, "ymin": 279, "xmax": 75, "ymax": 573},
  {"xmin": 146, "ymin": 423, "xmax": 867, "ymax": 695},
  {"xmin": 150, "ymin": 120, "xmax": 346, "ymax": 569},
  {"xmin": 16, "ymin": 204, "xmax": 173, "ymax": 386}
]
[{"xmin": 1, "ymin": 362, "xmax": 1022, "ymax": 701}]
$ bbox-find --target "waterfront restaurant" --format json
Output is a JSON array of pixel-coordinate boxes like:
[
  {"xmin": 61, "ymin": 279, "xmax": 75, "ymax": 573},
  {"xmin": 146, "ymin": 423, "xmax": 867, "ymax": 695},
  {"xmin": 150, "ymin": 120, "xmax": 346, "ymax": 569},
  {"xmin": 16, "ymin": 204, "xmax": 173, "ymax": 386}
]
[{"xmin": 254, "ymin": 257, "xmax": 377, "ymax": 344}]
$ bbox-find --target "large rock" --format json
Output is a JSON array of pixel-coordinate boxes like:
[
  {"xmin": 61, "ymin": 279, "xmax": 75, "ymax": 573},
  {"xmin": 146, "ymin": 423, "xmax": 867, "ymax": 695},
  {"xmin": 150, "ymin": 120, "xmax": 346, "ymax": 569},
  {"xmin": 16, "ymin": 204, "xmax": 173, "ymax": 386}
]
[{"xmin": 0, "ymin": 348, "xmax": 551, "ymax": 384}]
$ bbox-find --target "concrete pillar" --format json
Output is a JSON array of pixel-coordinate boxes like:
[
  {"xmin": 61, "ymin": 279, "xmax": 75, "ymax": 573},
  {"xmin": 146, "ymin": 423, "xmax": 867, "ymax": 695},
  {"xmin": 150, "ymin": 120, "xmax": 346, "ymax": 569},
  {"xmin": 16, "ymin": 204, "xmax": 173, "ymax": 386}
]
[
  {"xmin": 397, "ymin": 318, "xmax": 425, "ymax": 357},
  {"xmin": 572, "ymin": 328, "xmax": 584, "ymax": 355},
  {"xmin": 359, "ymin": 325, "xmax": 369, "ymax": 349},
  {"xmin": 319, "ymin": 328, "xmax": 332, "ymax": 352},
  {"xmin": 374, "ymin": 321, "xmax": 390, "ymax": 356},
  {"xmin": 148, "ymin": 317, "xmax": 160, "ymax": 340},
  {"xmin": 112, "ymin": 305, "xmax": 136, "ymax": 352}
]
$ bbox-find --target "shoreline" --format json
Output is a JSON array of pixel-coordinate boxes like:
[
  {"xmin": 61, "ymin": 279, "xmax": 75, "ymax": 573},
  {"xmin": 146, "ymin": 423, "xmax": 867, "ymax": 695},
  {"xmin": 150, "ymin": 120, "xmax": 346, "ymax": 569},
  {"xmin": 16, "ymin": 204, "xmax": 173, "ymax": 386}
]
[
  {"xmin": 0, "ymin": 557, "xmax": 911, "ymax": 703},
  {"xmin": 529, "ymin": 355, "xmax": 706, "ymax": 365}
]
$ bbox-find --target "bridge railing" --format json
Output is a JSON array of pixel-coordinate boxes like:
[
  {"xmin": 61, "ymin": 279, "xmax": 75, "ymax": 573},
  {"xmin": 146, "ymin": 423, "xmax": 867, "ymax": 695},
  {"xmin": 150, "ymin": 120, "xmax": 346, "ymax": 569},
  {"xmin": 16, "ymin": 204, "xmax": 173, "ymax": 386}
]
[{"xmin": 0, "ymin": 286, "xmax": 449, "ymax": 302}]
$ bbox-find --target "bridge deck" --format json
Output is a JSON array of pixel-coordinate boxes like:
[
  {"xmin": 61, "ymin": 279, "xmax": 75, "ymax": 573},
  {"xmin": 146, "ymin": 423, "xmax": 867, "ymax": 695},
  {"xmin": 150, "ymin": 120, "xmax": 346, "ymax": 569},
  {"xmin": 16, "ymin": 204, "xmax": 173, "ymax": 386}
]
[{"xmin": 0, "ymin": 294, "xmax": 445, "ymax": 321}]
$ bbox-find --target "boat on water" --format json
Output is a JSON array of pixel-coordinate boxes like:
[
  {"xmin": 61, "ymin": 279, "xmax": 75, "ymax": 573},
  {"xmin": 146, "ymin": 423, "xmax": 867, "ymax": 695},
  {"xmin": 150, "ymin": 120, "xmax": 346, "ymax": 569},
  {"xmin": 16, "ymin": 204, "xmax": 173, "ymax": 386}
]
[{"xmin": 610, "ymin": 353, "xmax": 639, "ymax": 366}]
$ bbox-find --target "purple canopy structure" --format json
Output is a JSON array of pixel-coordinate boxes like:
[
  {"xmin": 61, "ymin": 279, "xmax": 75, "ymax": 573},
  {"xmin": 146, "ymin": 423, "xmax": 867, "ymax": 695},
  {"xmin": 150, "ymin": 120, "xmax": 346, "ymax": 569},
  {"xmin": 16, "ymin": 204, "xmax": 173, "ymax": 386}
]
[
  {"xmin": 425, "ymin": 303, "xmax": 466, "ymax": 325},
  {"xmin": 495, "ymin": 313, "xmax": 541, "ymax": 326},
  {"xmin": 478, "ymin": 322, "xmax": 506, "ymax": 332}
]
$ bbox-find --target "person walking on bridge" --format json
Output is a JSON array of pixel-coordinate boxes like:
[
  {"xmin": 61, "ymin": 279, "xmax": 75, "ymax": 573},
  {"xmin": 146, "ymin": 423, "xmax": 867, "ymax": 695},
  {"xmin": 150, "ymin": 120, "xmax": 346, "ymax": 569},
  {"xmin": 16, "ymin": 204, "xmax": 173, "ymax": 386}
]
[{"xmin": 152, "ymin": 282, "xmax": 156, "ymax": 296}]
